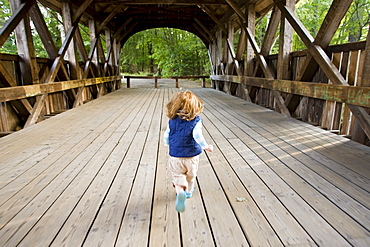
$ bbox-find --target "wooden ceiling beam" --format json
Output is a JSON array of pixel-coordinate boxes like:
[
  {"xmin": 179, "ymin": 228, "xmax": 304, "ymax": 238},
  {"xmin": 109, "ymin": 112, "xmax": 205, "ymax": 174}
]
[
  {"xmin": 192, "ymin": 23, "xmax": 212, "ymax": 44},
  {"xmin": 194, "ymin": 18, "xmax": 215, "ymax": 40},
  {"xmin": 199, "ymin": 4, "xmax": 228, "ymax": 33},
  {"xmin": 97, "ymin": 6, "xmax": 127, "ymax": 34},
  {"xmin": 113, "ymin": 17, "xmax": 134, "ymax": 40},
  {"xmin": 93, "ymin": 0, "xmax": 228, "ymax": 5}
]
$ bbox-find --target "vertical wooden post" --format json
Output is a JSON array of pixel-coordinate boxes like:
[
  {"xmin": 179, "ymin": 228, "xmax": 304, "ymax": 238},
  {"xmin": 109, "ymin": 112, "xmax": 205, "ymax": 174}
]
[
  {"xmin": 352, "ymin": 29, "xmax": 370, "ymax": 143},
  {"xmin": 277, "ymin": 0, "xmax": 294, "ymax": 80},
  {"xmin": 155, "ymin": 77, "xmax": 158, "ymax": 88},
  {"xmin": 127, "ymin": 76, "xmax": 130, "ymax": 88},
  {"xmin": 62, "ymin": 1, "xmax": 80, "ymax": 80},
  {"xmin": 226, "ymin": 22, "xmax": 234, "ymax": 74},
  {"xmin": 202, "ymin": 77, "xmax": 206, "ymax": 88},
  {"xmin": 89, "ymin": 20, "xmax": 100, "ymax": 77},
  {"xmin": 245, "ymin": 3, "xmax": 255, "ymax": 77},
  {"xmin": 9, "ymin": 0, "xmax": 38, "ymax": 85},
  {"xmin": 175, "ymin": 78, "xmax": 179, "ymax": 88}
]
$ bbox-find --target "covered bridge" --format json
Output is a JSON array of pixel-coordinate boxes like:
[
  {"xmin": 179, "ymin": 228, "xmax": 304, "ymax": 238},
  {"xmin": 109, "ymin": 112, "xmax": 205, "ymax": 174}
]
[{"xmin": 0, "ymin": 0, "xmax": 369, "ymax": 246}]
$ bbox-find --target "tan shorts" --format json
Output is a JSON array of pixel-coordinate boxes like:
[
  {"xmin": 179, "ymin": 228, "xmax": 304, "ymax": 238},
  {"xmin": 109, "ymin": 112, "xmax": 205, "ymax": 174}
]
[{"xmin": 168, "ymin": 155, "xmax": 199, "ymax": 191}]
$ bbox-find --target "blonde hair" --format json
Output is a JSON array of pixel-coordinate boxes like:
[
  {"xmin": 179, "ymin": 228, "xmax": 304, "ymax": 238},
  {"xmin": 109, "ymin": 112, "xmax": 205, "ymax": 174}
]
[{"xmin": 166, "ymin": 90, "xmax": 204, "ymax": 121}]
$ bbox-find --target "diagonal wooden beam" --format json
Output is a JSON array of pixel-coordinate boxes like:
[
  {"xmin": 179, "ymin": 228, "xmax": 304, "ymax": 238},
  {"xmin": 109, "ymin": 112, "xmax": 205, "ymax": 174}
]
[
  {"xmin": 118, "ymin": 22, "xmax": 137, "ymax": 43},
  {"xmin": 260, "ymin": 6, "xmax": 281, "ymax": 57},
  {"xmin": 0, "ymin": 62, "xmax": 32, "ymax": 116},
  {"xmin": 25, "ymin": 0, "xmax": 93, "ymax": 127},
  {"xmin": 72, "ymin": 0, "xmax": 94, "ymax": 24},
  {"xmin": 225, "ymin": 0, "xmax": 273, "ymax": 79},
  {"xmin": 194, "ymin": 18, "xmax": 215, "ymax": 40},
  {"xmin": 45, "ymin": 0, "xmax": 92, "ymax": 83},
  {"xmin": 235, "ymin": 23, "xmax": 246, "ymax": 61},
  {"xmin": 192, "ymin": 23, "xmax": 212, "ymax": 44},
  {"xmin": 29, "ymin": 4, "xmax": 58, "ymax": 59},
  {"xmin": 0, "ymin": 0, "xmax": 36, "ymax": 47},
  {"xmin": 198, "ymin": 4, "xmax": 227, "ymax": 33},
  {"xmin": 113, "ymin": 18, "xmax": 133, "ymax": 41},
  {"xmin": 274, "ymin": 0, "xmax": 370, "ymax": 139},
  {"xmin": 297, "ymin": 0, "xmax": 353, "ymax": 81},
  {"xmin": 29, "ymin": 4, "xmax": 70, "ymax": 80},
  {"xmin": 226, "ymin": 0, "xmax": 290, "ymax": 117},
  {"xmin": 226, "ymin": 38, "xmax": 242, "ymax": 76},
  {"xmin": 97, "ymin": 6, "xmax": 126, "ymax": 34},
  {"xmin": 274, "ymin": 0, "xmax": 347, "ymax": 85}
]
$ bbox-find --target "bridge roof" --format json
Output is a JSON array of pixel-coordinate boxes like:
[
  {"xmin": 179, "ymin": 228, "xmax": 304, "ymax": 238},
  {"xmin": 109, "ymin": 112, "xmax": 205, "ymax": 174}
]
[{"xmin": 38, "ymin": 0, "xmax": 274, "ymax": 45}]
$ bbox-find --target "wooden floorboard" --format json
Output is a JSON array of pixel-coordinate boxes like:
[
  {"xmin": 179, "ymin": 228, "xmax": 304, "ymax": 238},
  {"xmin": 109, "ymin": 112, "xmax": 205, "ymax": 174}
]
[{"xmin": 0, "ymin": 88, "xmax": 369, "ymax": 246}]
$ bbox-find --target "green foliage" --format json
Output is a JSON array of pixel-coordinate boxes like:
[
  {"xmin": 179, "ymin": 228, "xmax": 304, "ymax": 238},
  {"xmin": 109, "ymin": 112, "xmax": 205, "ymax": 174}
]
[
  {"xmin": 0, "ymin": 0, "xmax": 368, "ymax": 71},
  {"xmin": 332, "ymin": 0, "xmax": 370, "ymax": 43},
  {"xmin": 33, "ymin": 5, "xmax": 63, "ymax": 57},
  {"xmin": 121, "ymin": 28, "xmax": 210, "ymax": 77},
  {"xmin": 0, "ymin": 0, "xmax": 17, "ymax": 54},
  {"xmin": 255, "ymin": 0, "xmax": 369, "ymax": 53}
]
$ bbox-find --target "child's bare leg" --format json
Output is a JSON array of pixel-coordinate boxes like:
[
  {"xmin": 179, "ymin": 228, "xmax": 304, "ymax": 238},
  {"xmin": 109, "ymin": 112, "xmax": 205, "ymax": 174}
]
[
  {"xmin": 186, "ymin": 177, "xmax": 195, "ymax": 192},
  {"xmin": 175, "ymin": 185, "xmax": 185, "ymax": 194}
]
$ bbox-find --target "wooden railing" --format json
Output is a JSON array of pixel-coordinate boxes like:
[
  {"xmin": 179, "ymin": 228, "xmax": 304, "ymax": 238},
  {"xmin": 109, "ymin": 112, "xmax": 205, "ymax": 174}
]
[
  {"xmin": 124, "ymin": 75, "xmax": 208, "ymax": 88},
  {"xmin": 210, "ymin": 75, "xmax": 369, "ymax": 108},
  {"xmin": 210, "ymin": 41, "xmax": 369, "ymax": 143},
  {"xmin": 0, "ymin": 76, "xmax": 122, "ymax": 102}
]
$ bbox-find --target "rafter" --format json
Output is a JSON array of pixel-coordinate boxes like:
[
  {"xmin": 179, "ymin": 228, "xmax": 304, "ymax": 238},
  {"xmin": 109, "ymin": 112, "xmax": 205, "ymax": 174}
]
[
  {"xmin": 194, "ymin": 18, "xmax": 215, "ymax": 40},
  {"xmin": 198, "ymin": 4, "xmax": 227, "ymax": 33}
]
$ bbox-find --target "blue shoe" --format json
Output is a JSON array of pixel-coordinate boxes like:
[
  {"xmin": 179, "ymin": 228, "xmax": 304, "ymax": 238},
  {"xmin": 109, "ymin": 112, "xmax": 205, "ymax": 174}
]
[
  {"xmin": 186, "ymin": 189, "xmax": 194, "ymax": 198},
  {"xmin": 175, "ymin": 192, "xmax": 186, "ymax": 212}
]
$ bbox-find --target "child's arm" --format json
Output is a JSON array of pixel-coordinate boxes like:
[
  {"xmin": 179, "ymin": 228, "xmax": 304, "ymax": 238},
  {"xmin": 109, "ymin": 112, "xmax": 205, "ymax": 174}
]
[
  {"xmin": 164, "ymin": 124, "xmax": 170, "ymax": 146},
  {"xmin": 193, "ymin": 121, "xmax": 213, "ymax": 152}
]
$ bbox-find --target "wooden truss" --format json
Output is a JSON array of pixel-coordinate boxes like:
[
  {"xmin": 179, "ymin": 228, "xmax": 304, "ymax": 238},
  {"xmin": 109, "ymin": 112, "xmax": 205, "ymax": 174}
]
[
  {"xmin": 207, "ymin": 0, "xmax": 370, "ymax": 144},
  {"xmin": 0, "ymin": 0, "xmax": 122, "ymax": 132},
  {"xmin": 0, "ymin": 0, "xmax": 369, "ymax": 144}
]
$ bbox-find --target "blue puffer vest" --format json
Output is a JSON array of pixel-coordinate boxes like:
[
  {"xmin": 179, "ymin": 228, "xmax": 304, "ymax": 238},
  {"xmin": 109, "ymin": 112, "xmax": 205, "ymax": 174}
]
[{"xmin": 169, "ymin": 116, "xmax": 202, "ymax": 157}]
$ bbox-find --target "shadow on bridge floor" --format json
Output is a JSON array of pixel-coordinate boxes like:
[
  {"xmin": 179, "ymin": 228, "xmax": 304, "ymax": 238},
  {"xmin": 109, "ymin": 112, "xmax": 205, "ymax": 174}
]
[{"xmin": 0, "ymin": 88, "xmax": 369, "ymax": 246}]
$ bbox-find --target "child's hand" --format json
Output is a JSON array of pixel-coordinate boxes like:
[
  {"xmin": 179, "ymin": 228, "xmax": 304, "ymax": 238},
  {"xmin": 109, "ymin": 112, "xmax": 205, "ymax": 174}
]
[{"xmin": 205, "ymin": 144, "xmax": 213, "ymax": 152}]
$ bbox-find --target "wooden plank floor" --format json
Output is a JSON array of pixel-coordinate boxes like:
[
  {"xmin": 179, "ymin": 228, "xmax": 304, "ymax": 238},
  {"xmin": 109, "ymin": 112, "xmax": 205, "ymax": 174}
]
[{"xmin": 0, "ymin": 87, "xmax": 369, "ymax": 246}]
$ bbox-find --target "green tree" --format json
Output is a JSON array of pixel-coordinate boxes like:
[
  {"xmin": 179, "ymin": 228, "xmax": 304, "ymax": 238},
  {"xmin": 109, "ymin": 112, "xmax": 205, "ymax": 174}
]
[
  {"xmin": 121, "ymin": 28, "xmax": 210, "ymax": 77},
  {"xmin": 0, "ymin": 0, "xmax": 17, "ymax": 54}
]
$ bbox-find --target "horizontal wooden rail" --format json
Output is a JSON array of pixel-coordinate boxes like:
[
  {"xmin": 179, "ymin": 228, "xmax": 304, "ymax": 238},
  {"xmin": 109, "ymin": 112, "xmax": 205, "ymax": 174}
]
[
  {"xmin": 124, "ymin": 75, "xmax": 208, "ymax": 88},
  {"xmin": 211, "ymin": 75, "xmax": 370, "ymax": 108},
  {"xmin": 0, "ymin": 76, "xmax": 122, "ymax": 102}
]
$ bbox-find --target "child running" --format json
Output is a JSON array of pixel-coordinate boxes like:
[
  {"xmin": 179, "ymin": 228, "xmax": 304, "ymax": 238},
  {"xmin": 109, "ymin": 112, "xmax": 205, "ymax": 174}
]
[{"xmin": 164, "ymin": 90, "xmax": 213, "ymax": 213}]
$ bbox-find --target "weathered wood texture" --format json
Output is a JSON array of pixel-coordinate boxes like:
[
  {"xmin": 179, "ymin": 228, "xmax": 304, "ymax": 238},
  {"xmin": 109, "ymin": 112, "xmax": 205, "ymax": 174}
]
[
  {"xmin": 213, "ymin": 41, "xmax": 369, "ymax": 144},
  {"xmin": 0, "ymin": 88, "xmax": 369, "ymax": 246},
  {"xmin": 0, "ymin": 0, "xmax": 369, "ymax": 144}
]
